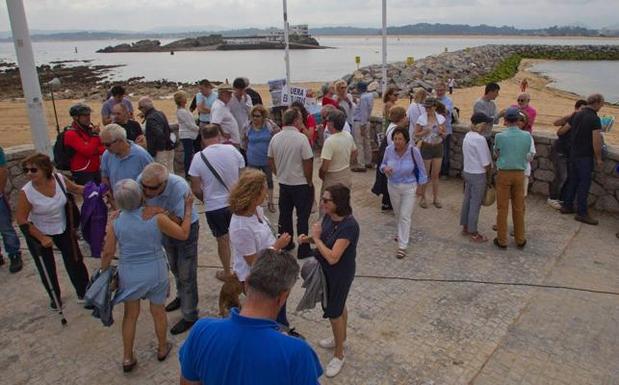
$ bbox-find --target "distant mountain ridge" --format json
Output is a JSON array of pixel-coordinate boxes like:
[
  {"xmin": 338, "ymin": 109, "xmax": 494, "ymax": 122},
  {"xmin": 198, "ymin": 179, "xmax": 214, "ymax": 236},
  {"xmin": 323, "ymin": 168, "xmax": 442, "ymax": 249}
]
[{"xmin": 1, "ymin": 23, "xmax": 617, "ymax": 41}]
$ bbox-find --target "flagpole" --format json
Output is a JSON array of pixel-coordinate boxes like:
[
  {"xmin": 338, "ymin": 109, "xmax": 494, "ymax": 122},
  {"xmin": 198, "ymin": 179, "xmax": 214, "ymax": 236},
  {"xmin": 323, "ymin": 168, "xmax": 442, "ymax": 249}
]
[
  {"xmin": 381, "ymin": 0, "xmax": 387, "ymax": 98},
  {"xmin": 283, "ymin": 0, "xmax": 291, "ymax": 88}
]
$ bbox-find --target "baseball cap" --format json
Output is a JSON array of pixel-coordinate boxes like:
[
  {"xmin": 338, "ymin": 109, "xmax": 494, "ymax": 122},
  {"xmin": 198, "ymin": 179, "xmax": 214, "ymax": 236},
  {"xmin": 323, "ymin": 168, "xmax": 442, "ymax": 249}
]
[
  {"xmin": 470, "ymin": 112, "xmax": 493, "ymax": 125},
  {"xmin": 69, "ymin": 103, "xmax": 92, "ymax": 117},
  {"xmin": 504, "ymin": 107, "xmax": 521, "ymax": 121}
]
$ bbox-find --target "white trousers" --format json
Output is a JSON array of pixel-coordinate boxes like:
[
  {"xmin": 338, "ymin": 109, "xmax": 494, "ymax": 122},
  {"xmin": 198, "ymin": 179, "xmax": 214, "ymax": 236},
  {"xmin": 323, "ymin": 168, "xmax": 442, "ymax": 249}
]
[
  {"xmin": 388, "ymin": 182, "xmax": 417, "ymax": 249},
  {"xmin": 155, "ymin": 150, "xmax": 175, "ymax": 173}
]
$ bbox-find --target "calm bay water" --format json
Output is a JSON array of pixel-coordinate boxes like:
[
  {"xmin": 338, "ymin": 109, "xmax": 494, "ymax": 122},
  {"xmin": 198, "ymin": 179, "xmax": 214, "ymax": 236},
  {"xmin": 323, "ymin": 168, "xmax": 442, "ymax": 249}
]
[{"xmin": 0, "ymin": 35, "xmax": 618, "ymax": 99}]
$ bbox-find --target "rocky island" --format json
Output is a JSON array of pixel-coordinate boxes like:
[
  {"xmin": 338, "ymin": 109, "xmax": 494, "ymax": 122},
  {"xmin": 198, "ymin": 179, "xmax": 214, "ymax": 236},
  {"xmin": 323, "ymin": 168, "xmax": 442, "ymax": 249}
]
[{"xmin": 97, "ymin": 25, "xmax": 323, "ymax": 53}]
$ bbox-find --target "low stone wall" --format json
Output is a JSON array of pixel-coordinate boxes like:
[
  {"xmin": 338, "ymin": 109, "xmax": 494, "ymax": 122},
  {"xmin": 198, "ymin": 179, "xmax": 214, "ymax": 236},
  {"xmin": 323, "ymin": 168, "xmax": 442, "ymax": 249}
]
[
  {"xmin": 367, "ymin": 117, "xmax": 619, "ymax": 213},
  {"xmin": 5, "ymin": 122, "xmax": 618, "ymax": 213}
]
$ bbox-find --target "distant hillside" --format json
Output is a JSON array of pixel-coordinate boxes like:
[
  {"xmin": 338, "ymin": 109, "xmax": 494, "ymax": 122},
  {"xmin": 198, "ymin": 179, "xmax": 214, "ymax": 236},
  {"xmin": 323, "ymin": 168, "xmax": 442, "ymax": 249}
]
[
  {"xmin": 311, "ymin": 23, "xmax": 615, "ymax": 36},
  {"xmin": 1, "ymin": 23, "xmax": 617, "ymax": 42}
]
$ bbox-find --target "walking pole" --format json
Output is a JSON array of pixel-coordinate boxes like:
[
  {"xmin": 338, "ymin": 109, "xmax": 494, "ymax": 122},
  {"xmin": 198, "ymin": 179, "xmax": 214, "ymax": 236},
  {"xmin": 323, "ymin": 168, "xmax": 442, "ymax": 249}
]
[{"xmin": 37, "ymin": 250, "xmax": 68, "ymax": 326}]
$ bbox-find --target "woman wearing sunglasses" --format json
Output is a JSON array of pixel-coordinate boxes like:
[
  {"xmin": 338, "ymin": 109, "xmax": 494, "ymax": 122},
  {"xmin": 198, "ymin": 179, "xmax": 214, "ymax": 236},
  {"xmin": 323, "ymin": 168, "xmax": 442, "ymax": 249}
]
[
  {"xmin": 299, "ymin": 183, "xmax": 359, "ymax": 378},
  {"xmin": 15, "ymin": 153, "xmax": 89, "ymax": 311},
  {"xmin": 243, "ymin": 105, "xmax": 279, "ymax": 213}
]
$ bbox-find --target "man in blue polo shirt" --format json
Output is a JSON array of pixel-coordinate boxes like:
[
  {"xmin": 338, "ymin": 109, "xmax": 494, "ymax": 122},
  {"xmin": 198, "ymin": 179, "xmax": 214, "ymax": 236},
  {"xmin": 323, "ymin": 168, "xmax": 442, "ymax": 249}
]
[
  {"xmin": 100, "ymin": 123, "xmax": 153, "ymax": 189},
  {"xmin": 178, "ymin": 249, "xmax": 323, "ymax": 385},
  {"xmin": 493, "ymin": 107, "xmax": 533, "ymax": 250},
  {"xmin": 139, "ymin": 163, "xmax": 200, "ymax": 335}
]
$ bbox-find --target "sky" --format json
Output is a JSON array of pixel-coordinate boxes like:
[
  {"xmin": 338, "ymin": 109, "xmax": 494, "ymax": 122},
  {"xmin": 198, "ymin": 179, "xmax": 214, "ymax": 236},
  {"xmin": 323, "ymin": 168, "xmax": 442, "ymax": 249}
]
[{"xmin": 1, "ymin": 0, "xmax": 618, "ymax": 32}]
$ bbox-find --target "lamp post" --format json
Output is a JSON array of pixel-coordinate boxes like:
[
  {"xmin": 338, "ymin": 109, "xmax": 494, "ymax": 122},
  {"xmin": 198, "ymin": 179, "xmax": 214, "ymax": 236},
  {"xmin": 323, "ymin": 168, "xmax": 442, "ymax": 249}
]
[
  {"xmin": 48, "ymin": 77, "xmax": 61, "ymax": 132},
  {"xmin": 381, "ymin": 0, "xmax": 387, "ymax": 98}
]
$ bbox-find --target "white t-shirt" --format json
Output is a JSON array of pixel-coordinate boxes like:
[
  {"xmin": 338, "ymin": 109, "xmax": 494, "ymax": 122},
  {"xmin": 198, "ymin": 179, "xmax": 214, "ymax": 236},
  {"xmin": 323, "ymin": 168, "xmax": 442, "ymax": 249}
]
[
  {"xmin": 416, "ymin": 112, "xmax": 446, "ymax": 144},
  {"xmin": 321, "ymin": 131, "xmax": 357, "ymax": 172},
  {"xmin": 188, "ymin": 144, "xmax": 245, "ymax": 212},
  {"xmin": 229, "ymin": 207, "xmax": 275, "ymax": 281},
  {"xmin": 385, "ymin": 122, "xmax": 398, "ymax": 147},
  {"xmin": 407, "ymin": 102, "xmax": 425, "ymax": 139},
  {"xmin": 22, "ymin": 174, "xmax": 68, "ymax": 235},
  {"xmin": 268, "ymin": 127, "xmax": 314, "ymax": 186},
  {"xmin": 463, "ymin": 131, "xmax": 492, "ymax": 174},
  {"xmin": 524, "ymin": 131, "xmax": 536, "ymax": 177},
  {"xmin": 211, "ymin": 99, "xmax": 241, "ymax": 145},
  {"xmin": 323, "ymin": 121, "xmax": 351, "ymax": 142}
]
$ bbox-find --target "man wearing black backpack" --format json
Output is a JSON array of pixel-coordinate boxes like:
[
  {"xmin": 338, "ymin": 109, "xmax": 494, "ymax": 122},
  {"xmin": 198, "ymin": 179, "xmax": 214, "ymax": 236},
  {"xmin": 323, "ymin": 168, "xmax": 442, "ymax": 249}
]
[{"xmin": 63, "ymin": 104, "xmax": 105, "ymax": 185}]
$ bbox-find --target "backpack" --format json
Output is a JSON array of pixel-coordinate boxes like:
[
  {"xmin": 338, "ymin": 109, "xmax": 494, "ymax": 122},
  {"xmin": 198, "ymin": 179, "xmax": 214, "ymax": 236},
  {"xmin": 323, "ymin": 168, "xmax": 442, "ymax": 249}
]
[{"xmin": 53, "ymin": 126, "xmax": 75, "ymax": 171}]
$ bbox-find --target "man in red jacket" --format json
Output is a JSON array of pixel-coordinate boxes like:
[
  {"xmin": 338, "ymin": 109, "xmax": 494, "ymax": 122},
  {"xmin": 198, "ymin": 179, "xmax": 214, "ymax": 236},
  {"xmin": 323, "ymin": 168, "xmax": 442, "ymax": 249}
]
[{"xmin": 64, "ymin": 104, "xmax": 105, "ymax": 184}]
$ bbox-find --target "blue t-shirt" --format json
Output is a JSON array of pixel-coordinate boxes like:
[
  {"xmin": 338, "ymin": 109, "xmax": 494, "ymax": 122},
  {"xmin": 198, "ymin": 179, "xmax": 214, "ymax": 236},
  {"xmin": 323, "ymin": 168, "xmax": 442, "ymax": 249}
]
[
  {"xmin": 140, "ymin": 173, "xmax": 199, "ymax": 223},
  {"xmin": 179, "ymin": 308, "xmax": 323, "ymax": 385},
  {"xmin": 101, "ymin": 142, "xmax": 153, "ymax": 188},
  {"xmin": 246, "ymin": 126, "xmax": 272, "ymax": 167},
  {"xmin": 195, "ymin": 91, "xmax": 218, "ymax": 123}
]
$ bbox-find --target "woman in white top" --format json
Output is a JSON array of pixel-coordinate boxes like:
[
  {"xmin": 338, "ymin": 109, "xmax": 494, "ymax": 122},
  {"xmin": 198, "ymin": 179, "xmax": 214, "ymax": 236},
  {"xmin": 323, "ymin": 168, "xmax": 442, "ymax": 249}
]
[
  {"xmin": 174, "ymin": 91, "xmax": 200, "ymax": 177},
  {"xmin": 415, "ymin": 97, "xmax": 446, "ymax": 208},
  {"xmin": 16, "ymin": 153, "xmax": 89, "ymax": 310},
  {"xmin": 227, "ymin": 169, "xmax": 296, "ymax": 330},
  {"xmin": 460, "ymin": 114, "xmax": 493, "ymax": 243}
]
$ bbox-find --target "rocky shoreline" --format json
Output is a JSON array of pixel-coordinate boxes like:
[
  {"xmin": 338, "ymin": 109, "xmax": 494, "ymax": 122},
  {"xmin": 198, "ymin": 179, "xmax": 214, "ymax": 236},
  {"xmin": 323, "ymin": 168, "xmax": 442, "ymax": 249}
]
[{"xmin": 344, "ymin": 44, "xmax": 619, "ymax": 96}]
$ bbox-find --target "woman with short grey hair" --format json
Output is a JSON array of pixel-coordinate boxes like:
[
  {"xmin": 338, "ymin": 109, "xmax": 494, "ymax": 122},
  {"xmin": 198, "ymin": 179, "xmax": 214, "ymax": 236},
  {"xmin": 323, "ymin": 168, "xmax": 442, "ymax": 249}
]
[{"xmin": 100, "ymin": 179, "xmax": 194, "ymax": 372}]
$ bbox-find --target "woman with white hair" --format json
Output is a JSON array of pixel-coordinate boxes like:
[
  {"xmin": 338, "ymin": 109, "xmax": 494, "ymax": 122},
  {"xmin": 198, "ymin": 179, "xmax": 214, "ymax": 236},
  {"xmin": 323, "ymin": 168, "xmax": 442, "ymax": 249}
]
[{"xmin": 99, "ymin": 179, "xmax": 193, "ymax": 372}]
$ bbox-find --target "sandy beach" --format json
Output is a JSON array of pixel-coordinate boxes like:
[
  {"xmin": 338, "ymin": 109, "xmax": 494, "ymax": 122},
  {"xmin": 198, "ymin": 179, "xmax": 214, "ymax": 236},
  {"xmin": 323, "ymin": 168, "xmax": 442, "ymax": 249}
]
[{"xmin": 0, "ymin": 59, "xmax": 617, "ymax": 148}]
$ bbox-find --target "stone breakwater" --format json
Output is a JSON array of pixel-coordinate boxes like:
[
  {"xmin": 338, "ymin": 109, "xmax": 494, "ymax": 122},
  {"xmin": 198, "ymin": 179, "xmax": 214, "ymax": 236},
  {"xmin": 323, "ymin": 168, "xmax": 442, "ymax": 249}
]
[{"xmin": 343, "ymin": 44, "xmax": 619, "ymax": 95}]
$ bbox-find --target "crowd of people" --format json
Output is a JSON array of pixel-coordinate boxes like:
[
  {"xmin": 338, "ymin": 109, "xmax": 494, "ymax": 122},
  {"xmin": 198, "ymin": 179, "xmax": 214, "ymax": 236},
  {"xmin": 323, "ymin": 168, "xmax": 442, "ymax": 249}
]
[{"xmin": 0, "ymin": 73, "xmax": 614, "ymax": 383}]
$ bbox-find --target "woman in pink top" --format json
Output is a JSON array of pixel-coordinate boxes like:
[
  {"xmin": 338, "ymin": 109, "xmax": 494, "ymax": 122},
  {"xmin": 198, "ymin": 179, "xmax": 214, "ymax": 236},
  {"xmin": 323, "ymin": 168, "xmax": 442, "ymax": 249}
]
[{"xmin": 512, "ymin": 93, "xmax": 537, "ymax": 132}]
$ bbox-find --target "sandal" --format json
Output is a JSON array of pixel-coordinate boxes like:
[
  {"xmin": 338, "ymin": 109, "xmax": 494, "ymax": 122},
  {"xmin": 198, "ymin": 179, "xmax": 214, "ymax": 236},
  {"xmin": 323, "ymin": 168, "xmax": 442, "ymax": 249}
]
[
  {"xmin": 396, "ymin": 249, "xmax": 406, "ymax": 259},
  {"xmin": 267, "ymin": 202, "xmax": 276, "ymax": 213},
  {"xmin": 470, "ymin": 233, "xmax": 488, "ymax": 243},
  {"xmin": 433, "ymin": 200, "xmax": 442, "ymax": 209},
  {"xmin": 122, "ymin": 356, "xmax": 137, "ymax": 373},
  {"xmin": 419, "ymin": 198, "xmax": 428, "ymax": 209},
  {"xmin": 157, "ymin": 342, "xmax": 173, "ymax": 362}
]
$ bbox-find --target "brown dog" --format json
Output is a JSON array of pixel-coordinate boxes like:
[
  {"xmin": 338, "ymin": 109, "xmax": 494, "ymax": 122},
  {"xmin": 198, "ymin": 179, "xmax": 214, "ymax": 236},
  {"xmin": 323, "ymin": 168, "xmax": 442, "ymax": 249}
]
[{"xmin": 218, "ymin": 274, "xmax": 243, "ymax": 317}]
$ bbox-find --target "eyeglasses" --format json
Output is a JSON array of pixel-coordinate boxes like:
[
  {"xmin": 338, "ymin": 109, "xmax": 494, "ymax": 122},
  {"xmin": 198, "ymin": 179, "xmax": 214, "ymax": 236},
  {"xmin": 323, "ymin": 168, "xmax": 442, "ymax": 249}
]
[
  {"xmin": 517, "ymin": 99, "xmax": 527, "ymax": 102},
  {"xmin": 23, "ymin": 167, "xmax": 39, "ymax": 174},
  {"xmin": 321, "ymin": 197, "xmax": 333, "ymax": 203},
  {"xmin": 141, "ymin": 182, "xmax": 163, "ymax": 191},
  {"xmin": 103, "ymin": 139, "xmax": 119, "ymax": 147},
  {"xmin": 251, "ymin": 114, "xmax": 263, "ymax": 118}
]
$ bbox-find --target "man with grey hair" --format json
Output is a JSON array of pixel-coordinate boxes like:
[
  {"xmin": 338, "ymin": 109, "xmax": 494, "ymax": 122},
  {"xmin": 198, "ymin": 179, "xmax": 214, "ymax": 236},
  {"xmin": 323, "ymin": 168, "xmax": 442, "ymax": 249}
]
[
  {"xmin": 351, "ymin": 81, "xmax": 373, "ymax": 172},
  {"xmin": 560, "ymin": 93, "xmax": 605, "ymax": 225},
  {"xmin": 138, "ymin": 96, "xmax": 175, "ymax": 171},
  {"xmin": 320, "ymin": 109, "xmax": 357, "ymax": 196},
  {"xmin": 210, "ymin": 84, "xmax": 241, "ymax": 147},
  {"xmin": 111, "ymin": 103, "xmax": 146, "ymax": 148},
  {"xmin": 138, "ymin": 163, "xmax": 200, "ymax": 335},
  {"xmin": 178, "ymin": 249, "xmax": 323, "ymax": 384},
  {"xmin": 101, "ymin": 123, "xmax": 153, "ymax": 189}
]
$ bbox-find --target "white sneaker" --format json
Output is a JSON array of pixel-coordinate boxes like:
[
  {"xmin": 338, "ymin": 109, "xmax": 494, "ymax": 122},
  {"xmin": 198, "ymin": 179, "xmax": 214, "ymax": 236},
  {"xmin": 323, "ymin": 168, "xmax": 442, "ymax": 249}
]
[
  {"xmin": 325, "ymin": 356, "xmax": 345, "ymax": 378},
  {"xmin": 546, "ymin": 199, "xmax": 562, "ymax": 210},
  {"xmin": 319, "ymin": 337, "xmax": 335, "ymax": 349}
]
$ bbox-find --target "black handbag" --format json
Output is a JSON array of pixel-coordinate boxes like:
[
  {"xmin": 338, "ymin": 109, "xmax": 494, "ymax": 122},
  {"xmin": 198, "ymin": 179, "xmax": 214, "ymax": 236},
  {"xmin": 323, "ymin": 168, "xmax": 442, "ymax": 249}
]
[{"xmin": 53, "ymin": 174, "xmax": 81, "ymax": 229}]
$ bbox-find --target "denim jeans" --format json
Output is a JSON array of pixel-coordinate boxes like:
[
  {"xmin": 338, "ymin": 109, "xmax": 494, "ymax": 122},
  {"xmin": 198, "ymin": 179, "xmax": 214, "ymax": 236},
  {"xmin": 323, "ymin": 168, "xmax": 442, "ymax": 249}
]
[
  {"xmin": 0, "ymin": 197, "xmax": 20, "ymax": 256},
  {"xmin": 549, "ymin": 148, "xmax": 569, "ymax": 201},
  {"xmin": 163, "ymin": 221, "xmax": 199, "ymax": 322},
  {"xmin": 180, "ymin": 138, "xmax": 196, "ymax": 177},
  {"xmin": 440, "ymin": 134, "xmax": 452, "ymax": 176},
  {"xmin": 563, "ymin": 157, "xmax": 594, "ymax": 217},
  {"xmin": 278, "ymin": 183, "xmax": 313, "ymax": 258}
]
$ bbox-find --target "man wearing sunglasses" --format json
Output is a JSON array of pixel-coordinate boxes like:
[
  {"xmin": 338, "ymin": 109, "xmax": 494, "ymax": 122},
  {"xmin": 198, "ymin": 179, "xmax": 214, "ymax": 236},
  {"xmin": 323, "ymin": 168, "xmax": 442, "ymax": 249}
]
[
  {"xmin": 139, "ymin": 163, "xmax": 200, "ymax": 335},
  {"xmin": 100, "ymin": 124, "xmax": 153, "ymax": 190}
]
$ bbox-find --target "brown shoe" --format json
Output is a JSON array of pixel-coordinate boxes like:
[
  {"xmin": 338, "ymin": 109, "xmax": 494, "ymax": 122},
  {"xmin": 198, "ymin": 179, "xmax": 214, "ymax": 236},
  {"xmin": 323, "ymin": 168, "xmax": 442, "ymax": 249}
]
[{"xmin": 575, "ymin": 215, "xmax": 598, "ymax": 226}]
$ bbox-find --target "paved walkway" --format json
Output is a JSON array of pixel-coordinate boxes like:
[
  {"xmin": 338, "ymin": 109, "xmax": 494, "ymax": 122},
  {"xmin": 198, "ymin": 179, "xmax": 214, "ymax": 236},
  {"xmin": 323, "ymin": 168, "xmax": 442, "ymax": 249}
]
[{"xmin": 1, "ymin": 169, "xmax": 618, "ymax": 385}]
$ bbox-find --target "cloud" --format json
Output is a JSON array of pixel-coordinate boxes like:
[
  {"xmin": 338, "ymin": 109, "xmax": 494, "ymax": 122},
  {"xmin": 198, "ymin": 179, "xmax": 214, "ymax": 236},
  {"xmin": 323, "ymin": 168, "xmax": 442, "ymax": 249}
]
[{"xmin": 1, "ymin": 0, "xmax": 617, "ymax": 31}]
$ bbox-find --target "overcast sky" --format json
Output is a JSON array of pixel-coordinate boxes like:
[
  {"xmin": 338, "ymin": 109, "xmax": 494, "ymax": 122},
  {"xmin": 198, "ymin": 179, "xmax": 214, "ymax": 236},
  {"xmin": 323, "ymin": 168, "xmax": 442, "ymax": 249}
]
[{"xmin": 1, "ymin": 0, "xmax": 617, "ymax": 32}]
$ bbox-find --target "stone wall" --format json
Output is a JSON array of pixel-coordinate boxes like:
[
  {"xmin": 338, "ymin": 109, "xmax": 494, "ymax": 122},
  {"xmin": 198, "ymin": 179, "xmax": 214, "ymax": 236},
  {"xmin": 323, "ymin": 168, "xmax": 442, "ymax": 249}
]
[
  {"xmin": 5, "ymin": 122, "xmax": 618, "ymax": 213},
  {"xmin": 367, "ymin": 117, "xmax": 619, "ymax": 213}
]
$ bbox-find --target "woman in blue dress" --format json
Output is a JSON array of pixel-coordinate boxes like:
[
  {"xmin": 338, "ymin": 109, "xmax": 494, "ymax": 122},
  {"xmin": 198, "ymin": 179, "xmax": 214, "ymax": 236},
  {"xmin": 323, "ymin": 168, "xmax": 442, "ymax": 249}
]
[{"xmin": 100, "ymin": 179, "xmax": 193, "ymax": 372}]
